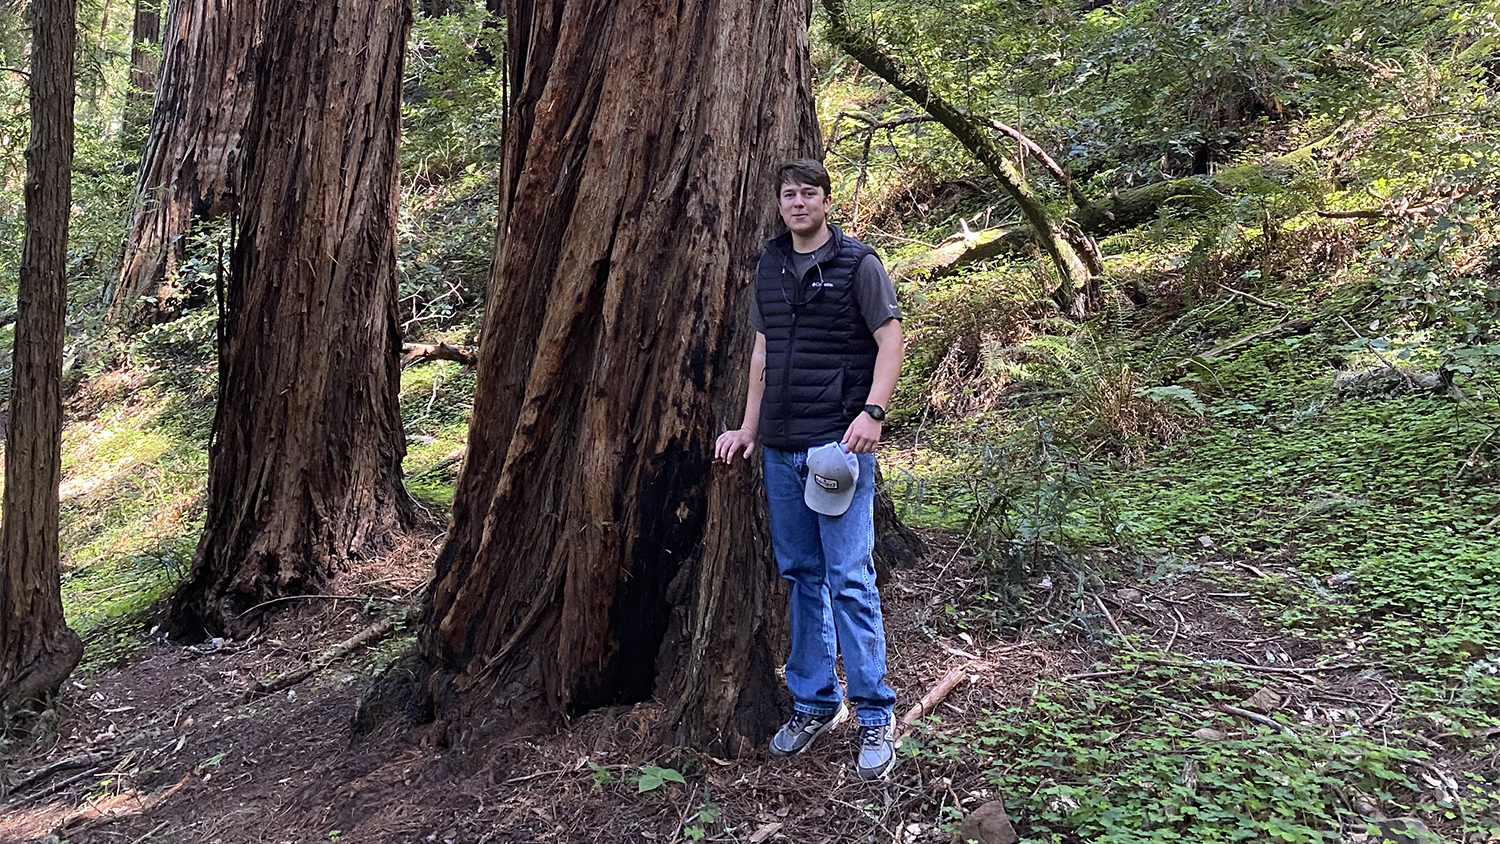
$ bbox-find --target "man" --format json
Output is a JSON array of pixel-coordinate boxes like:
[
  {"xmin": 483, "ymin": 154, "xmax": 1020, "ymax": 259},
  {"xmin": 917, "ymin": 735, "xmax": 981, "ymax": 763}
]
[{"xmin": 715, "ymin": 158, "xmax": 903, "ymax": 779}]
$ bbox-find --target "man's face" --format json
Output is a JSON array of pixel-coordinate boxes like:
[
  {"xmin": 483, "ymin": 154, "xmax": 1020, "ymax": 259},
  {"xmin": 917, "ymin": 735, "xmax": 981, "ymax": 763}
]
[{"xmin": 779, "ymin": 181, "xmax": 831, "ymax": 238}]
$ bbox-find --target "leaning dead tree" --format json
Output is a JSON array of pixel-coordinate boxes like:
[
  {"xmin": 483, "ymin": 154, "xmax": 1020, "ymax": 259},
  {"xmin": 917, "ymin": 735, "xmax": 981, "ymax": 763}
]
[
  {"xmin": 419, "ymin": 0, "xmax": 838, "ymax": 754},
  {"xmin": 112, "ymin": 0, "xmax": 262, "ymax": 323},
  {"xmin": 822, "ymin": 0, "xmax": 1101, "ymax": 317},
  {"xmin": 0, "ymin": 0, "xmax": 83, "ymax": 706},
  {"xmin": 168, "ymin": 0, "xmax": 415, "ymax": 640}
]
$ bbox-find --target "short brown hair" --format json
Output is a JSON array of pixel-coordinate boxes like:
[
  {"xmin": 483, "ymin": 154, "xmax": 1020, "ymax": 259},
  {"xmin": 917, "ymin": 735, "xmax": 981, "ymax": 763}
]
[{"xmin": 777, "ymin": 158, "xmax": 831, "ymax": 196}]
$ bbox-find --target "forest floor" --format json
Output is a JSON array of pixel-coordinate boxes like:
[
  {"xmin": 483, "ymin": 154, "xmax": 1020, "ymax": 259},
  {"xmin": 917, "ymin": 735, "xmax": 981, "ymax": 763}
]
[{"xmin": 3, "ymin": 453, "xmax": 1494, "ymax": 843}]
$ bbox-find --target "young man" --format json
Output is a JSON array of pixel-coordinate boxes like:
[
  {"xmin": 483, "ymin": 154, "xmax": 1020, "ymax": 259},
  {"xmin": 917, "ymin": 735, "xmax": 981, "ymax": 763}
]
[{"xmin": 715, "ymin": 158, "xmax": 903, "ymax": 779}]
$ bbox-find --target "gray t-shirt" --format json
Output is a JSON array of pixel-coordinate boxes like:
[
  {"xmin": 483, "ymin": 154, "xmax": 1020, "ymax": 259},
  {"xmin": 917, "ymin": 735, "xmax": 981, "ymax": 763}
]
[{"xmin": 749, "ymin": 248, "xmax": 902, "ymax": 334}]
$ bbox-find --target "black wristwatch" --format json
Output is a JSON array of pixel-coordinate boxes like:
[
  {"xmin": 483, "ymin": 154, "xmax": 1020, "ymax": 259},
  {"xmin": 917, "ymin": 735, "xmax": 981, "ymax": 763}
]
[{"xmin": 862, "ymin": 404, "xmax": 886, "ymax": 422}]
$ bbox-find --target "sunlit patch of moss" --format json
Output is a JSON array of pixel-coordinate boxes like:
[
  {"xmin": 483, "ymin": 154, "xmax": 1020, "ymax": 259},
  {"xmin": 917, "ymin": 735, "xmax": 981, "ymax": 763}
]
[
  {"xmin": 54, "ymin": 373, "xmax": 211, "ymax": 663},
  {"xmin": 400, "ymin": 360, "xmax": 476, "ymax": 510}
]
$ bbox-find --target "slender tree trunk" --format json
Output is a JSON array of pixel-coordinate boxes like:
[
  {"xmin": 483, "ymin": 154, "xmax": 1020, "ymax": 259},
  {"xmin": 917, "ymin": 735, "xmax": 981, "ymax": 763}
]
[
  {"xmin": 123, "ymin": 0, "xmax": 161, "ymax": 141},
  {"xmin": 821, "ymin": 0, "xmax": 1100, "ymax": 318},
  {"xmin": 418, "ymin": 0, "xmax": 823, "ymax": 754},
  {"xmin": 0, "ymin": 0, "xmax": 82, "ymax": 706},
  {"xmin": 168, "ymin": 0, "xmax": 415, "ymax": 641},
  {"xmin": 112, "ymin": 0, "xmax": 261, "ymax": 323}
]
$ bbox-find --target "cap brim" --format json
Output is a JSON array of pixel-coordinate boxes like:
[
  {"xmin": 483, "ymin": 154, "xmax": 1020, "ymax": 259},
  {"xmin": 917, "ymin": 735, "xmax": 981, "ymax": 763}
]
[{"xmin": 804, "ymin": 485, "xmax": 855, "ymax": 517}]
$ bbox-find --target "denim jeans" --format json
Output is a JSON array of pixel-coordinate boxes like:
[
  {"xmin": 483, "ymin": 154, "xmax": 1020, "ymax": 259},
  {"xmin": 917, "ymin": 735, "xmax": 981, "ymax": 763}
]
[{"xmin": 763, "ymin": 446, "xmax": 896, "ymax": 726}]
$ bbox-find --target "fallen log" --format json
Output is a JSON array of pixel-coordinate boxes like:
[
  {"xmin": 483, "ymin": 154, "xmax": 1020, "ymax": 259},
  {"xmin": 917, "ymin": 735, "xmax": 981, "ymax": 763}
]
[
  {"xmin": 400, "ymin": 342, "xmax": 477, "ymax": 368},
  {"xmin": 1177, "ymin": 319, "xmax": 1315, "ymax": 367},
  {"xmin": 891, "ymin": 228, "xmax": 1034, "ymax": 281}
]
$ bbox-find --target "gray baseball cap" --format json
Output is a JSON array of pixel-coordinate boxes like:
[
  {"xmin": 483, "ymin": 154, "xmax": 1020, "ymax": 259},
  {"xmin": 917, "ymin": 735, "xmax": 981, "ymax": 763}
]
[{"xmin": 805, "ymin": 442, "xmax": 860, "ymax": 516}]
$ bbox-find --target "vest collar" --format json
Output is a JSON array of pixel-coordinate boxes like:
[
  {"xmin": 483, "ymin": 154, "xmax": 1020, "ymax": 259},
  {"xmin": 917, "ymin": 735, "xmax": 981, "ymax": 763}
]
[{"xmin": 771, "ymin": 224, "xmax": 849, "ymax": 264}]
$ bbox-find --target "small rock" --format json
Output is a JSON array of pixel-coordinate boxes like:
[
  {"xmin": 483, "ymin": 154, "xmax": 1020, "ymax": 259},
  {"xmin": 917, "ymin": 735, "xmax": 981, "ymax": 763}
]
[
  {"xmin": 1192, "ymin": 727, "xmax": 1226, "ymax": 742},
  {"xmin": 1351, "ymin": 793, "xmax": 1383, "ymax": 818},
  {"xmin": 1327, "ymin": 572, "xmax": 1355, "ymax": 589},
  {"xmin": 1370, "ymin": 817, "xmax": 1444, "ymax": 843},
  {"xmin": 1197, "ymin": 535, "xmax": 1215, "ymax": 548},
  {"xmin": 1114, "ymin": 587, "xmax": 1143, "ymax": 604},
  {"xmin": 1241, "ymin": 686, "xmax": 1283, "ymax": 714},
  {"xmin": 957, "ymin": 800, "xmax": 1018, "ymax": 844}
]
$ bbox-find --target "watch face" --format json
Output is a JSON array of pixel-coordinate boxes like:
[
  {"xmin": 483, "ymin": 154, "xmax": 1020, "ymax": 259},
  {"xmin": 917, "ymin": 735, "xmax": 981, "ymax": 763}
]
[{"xmin": 864, "ymin": 404, "xmax": 885, "ymax": 421}]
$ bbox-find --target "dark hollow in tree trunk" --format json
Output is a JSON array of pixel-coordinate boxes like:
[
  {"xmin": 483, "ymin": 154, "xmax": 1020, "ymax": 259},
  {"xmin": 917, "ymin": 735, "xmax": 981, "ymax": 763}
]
[
  {"xmin": 0, "ymin": 0, "xmax": 83, "ymax": 706},
  {"xmin": 112, "ymin": 0, "xmax": 262, "ymax": 324},
  {"xmin": 418, "ymin": 0, "xmax": 828, "ymax": 756},
  {"xmin": 168, "ymin": 0, "xmax": 415, "ymax": 641}
]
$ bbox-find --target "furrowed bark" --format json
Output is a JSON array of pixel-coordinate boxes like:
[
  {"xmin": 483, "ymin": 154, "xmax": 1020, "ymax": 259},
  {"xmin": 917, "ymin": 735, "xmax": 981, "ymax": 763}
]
[
  {"xmin": 168, "ymin": 0, "xmax": 415, "ymax": 641},
  {"xmin": 821, "ymin": 0, "xmax": 1099, "ymax": 317},
  {"xmin": 419, "ymin": 0, "xmax": 823, "ymax": 754},
  {"xmin": 0, "ymin": 0, "xmax": 83, "ymax": 706},
  {"xmin": 112, "ymin": 0, "xmax": 262, "ymax": 323}
]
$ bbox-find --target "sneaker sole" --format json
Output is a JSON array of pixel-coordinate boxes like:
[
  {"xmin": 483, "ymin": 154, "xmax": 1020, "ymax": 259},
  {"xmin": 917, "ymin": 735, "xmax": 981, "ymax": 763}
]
[
  {"xmin": 768, "ymin": 703, "xmax": 848, "ymax": 757},
  {"xmin": 857, "ymin": 752, "xmax": 897, "ymax": 780}
]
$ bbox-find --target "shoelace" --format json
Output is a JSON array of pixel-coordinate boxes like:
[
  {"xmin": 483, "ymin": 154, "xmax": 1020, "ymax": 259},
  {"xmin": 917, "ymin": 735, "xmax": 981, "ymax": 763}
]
[{"xmin": 859, "ymin": 724, "xmax": 888, "ymax": 748}]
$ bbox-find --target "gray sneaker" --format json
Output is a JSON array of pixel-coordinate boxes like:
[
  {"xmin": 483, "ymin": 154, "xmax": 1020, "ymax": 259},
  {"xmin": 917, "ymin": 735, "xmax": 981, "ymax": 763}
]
[
  {"xmin": 769, "ymin": 702, "xmax": 848, "ymax": 756},
  {"xmin": 856, "ymin": 722, "xmax": 897, "ymax": 779}
]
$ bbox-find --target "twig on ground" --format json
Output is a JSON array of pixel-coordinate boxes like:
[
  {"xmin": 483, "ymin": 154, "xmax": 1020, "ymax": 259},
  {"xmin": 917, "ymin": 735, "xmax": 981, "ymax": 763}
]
[
  {"xmin": 247, "ymin": 608, "xmax": 412, "ymax": 698},
  {"xmin": 5, "ymin": 751, "xmax": 116, "ymax": 797},
  {"xmin": 1164, "ymin": 618, "xmax": 1181, "ymax": 655},
  {"xmin": 237, "ymin": 593, "xmax": 393, "ymax": 617},
  {"xmin": 127, "ymin": 822, "xmax": 170, "ymax": 844},
  {"xmin": 1220, "ymin": 704, "xmax": 1298, "ymax": 739},
  {"xmin": 1145, "ymin": 656, "xmax": 1361, "ymax": 676},
  {"xmin": 1365, "ymin": 697, "xmax": 1398, "ymax": 727},
  {"xmin": 1063, "ymin": 668, "xmax": 1137, "ymax": 681},
  {"xmin": 1177, "ymin": 319, "xmax": 1314, "ymax": 367},
  {"xmin": 1092, "ymin": 593, "xmax": 1126, "ymax": 640},
  {"xmin": 1216, "ymin": 283, "xmax": 1287, "ymax": 310},
  {"xmin": 1229, "ymin": 561, "xmax": 1271, "ymax": 579},
  {"xmin": 7, "ymin": 767, "xmax": 107, "ymax": 807}
]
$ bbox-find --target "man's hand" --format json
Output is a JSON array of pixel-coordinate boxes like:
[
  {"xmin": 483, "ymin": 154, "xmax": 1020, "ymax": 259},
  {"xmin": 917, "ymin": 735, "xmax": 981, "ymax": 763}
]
[
  {"xmin": 715, "ymin": 428, "xmax": 758, "ymax": 464},
  {"xmin": 841, "ymin": 413, "xmax": 882, "ymax": 454}
]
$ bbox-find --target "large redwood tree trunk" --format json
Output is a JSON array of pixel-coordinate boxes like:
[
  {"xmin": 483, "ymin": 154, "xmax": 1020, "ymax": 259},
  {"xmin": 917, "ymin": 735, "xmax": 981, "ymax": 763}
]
[
  {"xmin": 112, "ymin": 0, "xmax": 261, "ymax": 323},
  {"xmin": 418, "ymin": 0, "xmax": 822, "ymax": 755},
  {"xmin": 0, "ymin": 0, "xmax": 83, "ymax": 705},
  {"xmin": 168, "ymin": 0, "xmax": 415, "ymax": 640}
]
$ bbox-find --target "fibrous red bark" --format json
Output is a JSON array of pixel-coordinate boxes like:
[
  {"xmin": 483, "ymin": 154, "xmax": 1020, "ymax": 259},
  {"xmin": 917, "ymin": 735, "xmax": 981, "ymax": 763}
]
[
  {"xmin": 112, "ymin": 0, "xmax": 262, "ymax": 323},
  {"xmin": 419, "ymin": 0, "xmax": 825, "ymax": 753},
  {"xmin": 0, "ymin": 0, "xmax": 83, "ymax": 706},
  {"xmin": 168, "ymin": 0, "xmax": 415, "ymax": 640}
]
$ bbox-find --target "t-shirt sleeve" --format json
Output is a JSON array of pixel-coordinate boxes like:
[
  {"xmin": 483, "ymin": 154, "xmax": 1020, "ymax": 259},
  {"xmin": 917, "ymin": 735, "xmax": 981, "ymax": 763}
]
[
  {"xmin": 748, "ymin": 285, "xmax": 765, "ymax": 332},
  {"xmin": 854, "ymin": 253, "xmax": 902, "ymax": 333}
]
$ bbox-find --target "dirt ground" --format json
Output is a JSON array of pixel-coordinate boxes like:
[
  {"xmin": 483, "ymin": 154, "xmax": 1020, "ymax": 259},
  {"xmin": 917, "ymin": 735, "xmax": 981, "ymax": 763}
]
[{"xmin": 0, "ymin": 530, "xmax": 1454, "ymax": 844}]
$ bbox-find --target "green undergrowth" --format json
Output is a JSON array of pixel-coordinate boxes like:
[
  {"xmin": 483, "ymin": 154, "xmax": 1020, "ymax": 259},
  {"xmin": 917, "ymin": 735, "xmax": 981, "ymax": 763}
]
[
  {"xmin": 908, "ymin": 657, "xmax": 1500, "ymax": 843},
  {"xmin": 399, "ymin": 358, "xmax": 476, "ymax": 508},
  {"xmin": 881, "ymin": 197, "xmax": 1500, "ymax": 842}
]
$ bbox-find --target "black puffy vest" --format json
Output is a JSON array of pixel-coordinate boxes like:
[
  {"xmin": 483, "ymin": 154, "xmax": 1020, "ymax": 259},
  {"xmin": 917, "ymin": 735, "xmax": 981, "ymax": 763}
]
[{"xmin": 755, "ymin": 226, "xmax": 879, "ymax": 450}]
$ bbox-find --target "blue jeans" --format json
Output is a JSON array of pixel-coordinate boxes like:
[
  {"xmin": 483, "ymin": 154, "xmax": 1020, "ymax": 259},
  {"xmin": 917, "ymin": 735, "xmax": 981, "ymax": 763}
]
[{"xmin": 763, "ymin": 446, "xmax": 896, "ymax": 727}]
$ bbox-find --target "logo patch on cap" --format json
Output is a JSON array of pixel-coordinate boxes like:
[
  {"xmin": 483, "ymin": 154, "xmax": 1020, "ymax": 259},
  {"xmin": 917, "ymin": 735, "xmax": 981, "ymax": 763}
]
[{"xmin": 814, "ymin": 474, "xmax": 839, "ymax": 491}]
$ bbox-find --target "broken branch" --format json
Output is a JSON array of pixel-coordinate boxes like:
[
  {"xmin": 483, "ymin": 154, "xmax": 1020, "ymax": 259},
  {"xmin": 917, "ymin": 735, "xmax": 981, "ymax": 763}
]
[
  {"xmin": 900, "ymin": 663, "xmax": 980, "ymax": 728},
  {"xmin": 248, "ymin": 608, "xmax": 412, "ymax": 698}
]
